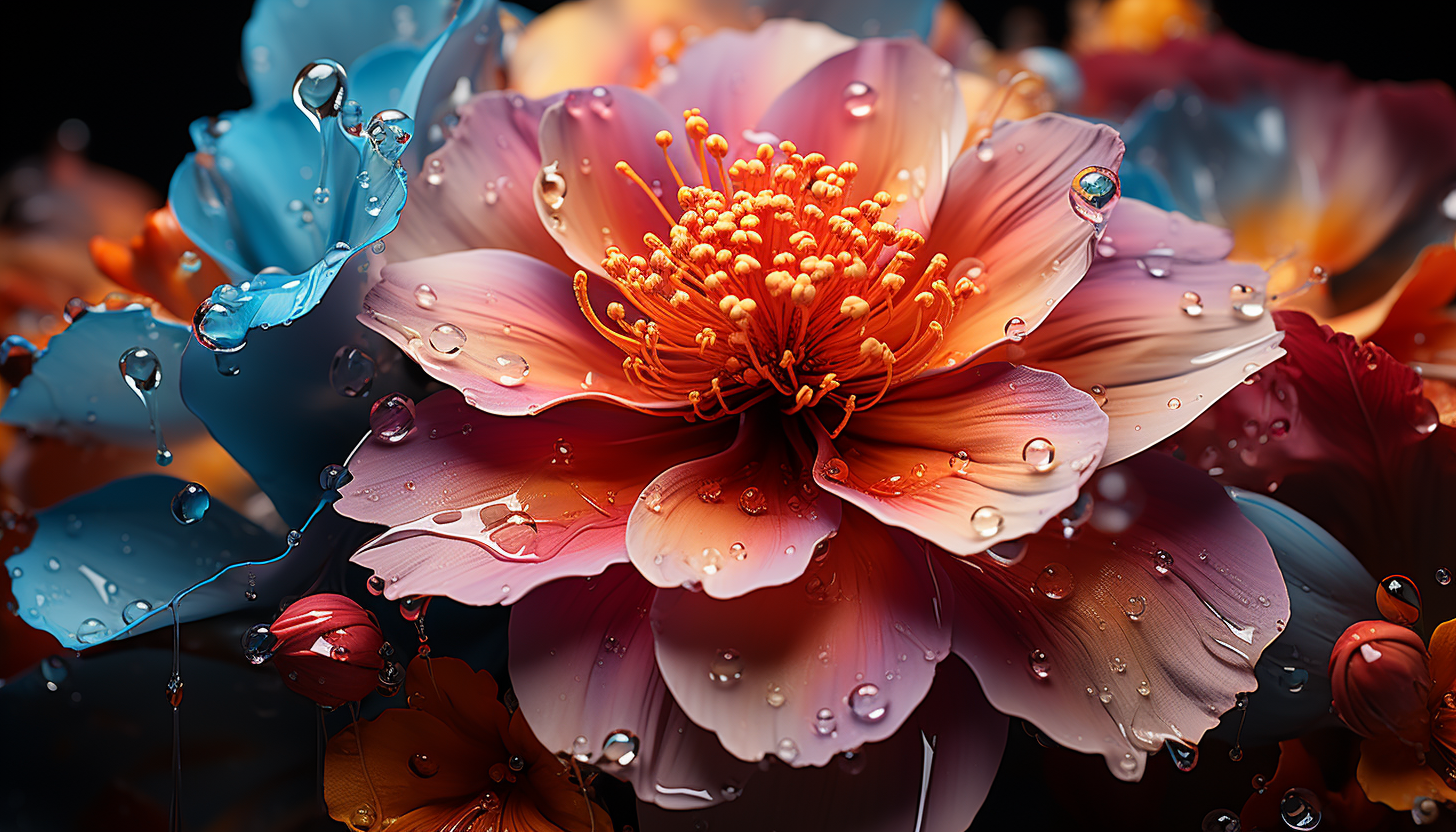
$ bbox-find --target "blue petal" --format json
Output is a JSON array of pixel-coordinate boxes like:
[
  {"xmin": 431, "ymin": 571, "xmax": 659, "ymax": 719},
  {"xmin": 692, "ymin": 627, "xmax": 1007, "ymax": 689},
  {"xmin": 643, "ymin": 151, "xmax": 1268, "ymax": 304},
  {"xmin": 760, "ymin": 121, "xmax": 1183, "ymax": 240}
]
[
  {"xmin": 396, "ymin": 0, "xmax": 504, "ymax": 164},
  {"xmin": 179, "ymin": 267, "xmax": 430, "ymax": 527},
  {"xmin": 1213, "ymin": 489, "xmax": 1378, "ymax": 746},
  {"xmin": 2, "ymin": 475, "xmax": 307, "ymax": 651},
  {"xmin": 241, "ymin": 0, "xmax": 455, "ymax": 112},
  {"xmin": 756, "ymin": 0, "xmax": 936, "ymax": 38},
  {"xmin": 0, "ymin": 305, "xmax": 201, "ymax": 449}
]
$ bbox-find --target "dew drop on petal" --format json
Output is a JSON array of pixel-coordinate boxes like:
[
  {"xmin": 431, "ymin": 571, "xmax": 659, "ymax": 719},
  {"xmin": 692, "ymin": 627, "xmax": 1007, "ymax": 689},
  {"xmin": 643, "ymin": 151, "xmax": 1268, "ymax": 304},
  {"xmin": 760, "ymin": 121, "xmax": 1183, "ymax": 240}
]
[
  {"xmin": 1022, "ymin": 438, "xmax": 1055, "ymax": 471},
  {"xmin": 170, "ymin": 482, "xmax": 210, "ymax": 525},
  {"xmin": 121, "ymin": 599, "xmax": 153, "ymax": 624},
  {"xmin": 538, "ymin": 161, "xmax": 567, "ymax": 211},
  {"xmin": 414, "ymin": 284, "xmax": 437, "ymax": 308},
  {"xmin": 1034, "ymin": 562, "xmax": 1074, "ymax": 600},
  {"xmin": 1069, "ymin": 166, "xmax": 1121, "ymax": 223},
  {"xmin": 1004, "ymin": 317, "xmax": 1028, "ymax": 342},
  {"xmin": 765, "ymin": 683, "xmax": 786, "ymax": 708},
  {"xmin": 370, "ymin": 393, "xmax": 416, "ymax": 443},
  {"xmin": 708, "ymin": 648, "xmax": 743, "ymax": 686},
  {"xmin": 842, "ymin": 81, "xmax": 877, "ymax": 118},
  {"xmin": 76, "ymin": 618, "xmax": 110, "ymax": 644},
  {"xmin": 813, "ymin": 707, "xmax": 837, "ymax": 735},
  {"xmin": 1180, "ymin": 291, "xmax": 1204, "ymax": 316},
  {"xmin": 1230, "ymin": 284, "xmax": 1266, "ymax": 320},
  {"xmin": 408, "ymin": 753, "xmax": 438, "ymax": 778},
  {"xmin": 849, "ymin": 683, "xmax": 887, "ymax": 722},
  {"xmin": 602, "ymin": 730, "xmax": 639, "ymax": 765},
  {"xmin": 776, "ymin": 738, "xmax": 800, "ymax": 762},
  {"xmin": 970, "ymin": 506, "xmax": 1003, "ymax": 538},
  {"xmin": 1027, "ymin": 649, "xmax": 1050, "ymax": 679},
  {"xmin": 429, "ymin": 323, "xmax": 467, "ymax": 355}
]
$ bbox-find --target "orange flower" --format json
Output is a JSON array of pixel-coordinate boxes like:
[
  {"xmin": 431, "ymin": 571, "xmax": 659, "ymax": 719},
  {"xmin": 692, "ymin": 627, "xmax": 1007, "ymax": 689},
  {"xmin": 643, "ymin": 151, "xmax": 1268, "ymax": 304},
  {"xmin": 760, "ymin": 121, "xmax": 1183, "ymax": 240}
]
[
  {"xmin": 89, "ymin": 205, "xmax": 228, "ymax": 321},
  {"xmin": 324, "ymin": 657, "xmax": 610, "ymax": 832}
]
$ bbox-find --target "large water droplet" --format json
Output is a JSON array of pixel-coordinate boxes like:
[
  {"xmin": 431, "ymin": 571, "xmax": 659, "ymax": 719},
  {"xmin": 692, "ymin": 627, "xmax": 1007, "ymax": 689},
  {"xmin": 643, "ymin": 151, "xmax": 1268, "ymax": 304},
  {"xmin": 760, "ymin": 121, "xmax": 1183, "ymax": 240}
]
[
  {"xmin": 1167, "ymin": 740, "xmax": 1199, "ymax": 772},
  {"xmin": 842, "ymin": 81, "xmax": 877, "ymax": 118},
  {"xmin": 370, "ymin": 393, "xmax": 417, "ymax": 443},
  {"xmin": 775, "ymin": 737, "xmax": 799, "ymax": 762},
  {"xmin": 119, "ymin": 346, "xmax": 171, "ymax": 466},
  {"xmin": 1034, "ymin": 562, "xmax": 1075, "ymax": 600},
  {"xmin": 1181, "ymin": 291, "xmax": 1204, "ymax": 316},
  {"xmin": 1004, "ymin": 317, "xmax": 1028, "ymax": 342},
  {"xmin": 738, "ymin": 487, "xmax": 768, "ymax": 516},
  {"xmin": 538, "ymin": 161, "xmax": 567, "ymax": 211},
  {"xmin": 708, "ymin": 648, "xmax": 744, "ymax": 686},
  {"xmin": 76, "ymin": 618, "xmax": 110, "ymax": 644},
  {"xmin": 813, "ymin": 707, "xmax": 837, "ymax": 735},
  {"xmin": 1022, "ymin": 438, "xmax": 1055, "ymax": 471},
  {"xmin": 602, "ymin": 730, "xmax": 639, "ymax": 765},
  {"xmin": 366, "ymin": 110, "xmax": 414, "ymax": 163},
  {"xmin": 320, "ymin": 463, "xmax": 352, "ymax": 491},
  {"xmin": 484, "ymin": 352, "xmax": 529, "ymax": 387},
  {"xmin": 1230, "ymin": 284, "xmax": 1266, "ymax": 320},
  {"xmin": 330, "ymin": 345, "xmax": 376, "ymax": 397},
  {"xmin": 1279, "ymin": 787, "xmax": 1321, "ymax": 829},
  {"xmin": 292, "ymin": 60, "xmax": 347, "ymax": 126},
  {"xmin": 170, "ymin": 482, "xmax": 210, "ymax": 525},
  {"xmin": 121, "ymin": 599, "xmax": 153, "ymax": 625},
  {"xmin": 241, "ymin": 624, "xmax": 278, "ymax": 665},
  {"xmin": 408, "ymin": 752, "xmax": 438, "ymax": 778},
  {"xmin": 414, "ymin": 284, "xmax": 438, "ymax": 309},
  {"xmin": 1027, "ymin": 649, "xmax": 1050, "ymax": 679},
  {"xmin": 193, "ymin": 298, "xmax": 248, "ymax": 353},
  {"xmin": 1437, "ymin": 567, "xmax": 1451, "ymax": 586},
  {"xmin": 1376, "ymin": 574, "xmax": 1421, "ymax": 625},
  {"xmin": 849, "ymin": 683, "xmax": 887, "ymax": 722},
  {"xmin": 1069, "ymin": 166, "xmax": 1121, "ymax": 223},
  {"xmin": 428, "ymin": 323, "xmax": 467, "ymax": 355},
  {"xmin": 970, "ymin": 506, "xmax": 1003, "ymax": 538}
]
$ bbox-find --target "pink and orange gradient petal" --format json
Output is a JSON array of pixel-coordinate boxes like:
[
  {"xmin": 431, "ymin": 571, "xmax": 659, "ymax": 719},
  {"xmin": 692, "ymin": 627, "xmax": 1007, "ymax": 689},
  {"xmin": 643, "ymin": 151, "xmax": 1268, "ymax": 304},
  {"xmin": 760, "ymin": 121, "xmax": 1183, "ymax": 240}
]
[
  {"xmin": 358, "ymin": 249, "xmax": 682, "ymax": 415},
  {"xmin": 509, "ymin": 564, "xmax": 756, "ymax": 809},
  {"xmin": 922, "ymin": 114, "xmax": 1125, "ymax": 364},
  {"xmin": 1362, "ymin": 244, "xmax": 1456, "ymax": 379},
  {"xmin": 336, "ymin": 389, "xmax": 733, "ymax": 605},
  {"xmin": 381, "ymin": 92, "xmax": 576, "ymax": 275},
  {"xmin": 810, "ymin": 362, "xmax": 1107, "ymax": 556},
  {"xmin": 649, "ymin": 508, "xmax": 951, "ymax": 767},
  {"xmin": 534, "ymin": 85, "xmax": 698, "ymax": 277},
  {"xmin": 1011, "ymin": 199, "xmax": 1284, "ymax": 463},
  {"xmin": 627, "ymin": 408, "xmax": 841, "ymax": 598},
  {"xmin": 948, "ymin": 453, "xmax": 1287, "ymax": 781},
  {"xmin": 89, "ymin": 206, "xmax": 228, "ymax": 320},
  {"xmin": 751, "ymin": 38, "xmax": 966, "ymax": 234}
]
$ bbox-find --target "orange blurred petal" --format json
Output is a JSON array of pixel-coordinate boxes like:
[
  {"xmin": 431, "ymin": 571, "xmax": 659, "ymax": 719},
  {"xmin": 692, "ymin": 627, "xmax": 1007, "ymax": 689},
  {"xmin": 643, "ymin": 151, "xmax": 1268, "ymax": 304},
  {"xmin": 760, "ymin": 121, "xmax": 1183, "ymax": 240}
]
[
  {"xmin": 1071, "ymin": 0, "xmax": 1209, "ymax": 55},
  {"xmin": 1240, "ymin": 738, "xmax": 1389, "ymax": 831},
  {"xmin": 1357, "ymin": 734, "xmax": 1456, "ymax": 811},
  {"xmin": 1361, "ymin": 244, "xmax": 1456, "ymax": 377},
  {"xmin": 89, "ymin": 205, "xmax": 228, "ymax": 320}
]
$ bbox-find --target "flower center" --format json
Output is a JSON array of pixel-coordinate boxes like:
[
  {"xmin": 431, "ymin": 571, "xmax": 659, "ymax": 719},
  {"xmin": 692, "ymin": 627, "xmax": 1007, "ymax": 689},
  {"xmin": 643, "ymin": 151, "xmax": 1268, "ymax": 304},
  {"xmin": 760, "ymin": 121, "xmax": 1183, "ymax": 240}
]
[{"xmin": 573, "ymin": 110, "xmax": 976, "ymax": 431}]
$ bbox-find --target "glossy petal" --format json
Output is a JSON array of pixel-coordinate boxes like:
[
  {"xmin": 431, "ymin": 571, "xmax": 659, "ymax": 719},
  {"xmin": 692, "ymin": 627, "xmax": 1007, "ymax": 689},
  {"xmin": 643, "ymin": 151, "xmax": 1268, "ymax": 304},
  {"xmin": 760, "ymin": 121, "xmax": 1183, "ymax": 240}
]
[
  {"xmin": 1358, "ymin": 734, "xmax": 1456, "ymax": 812},
  {"xmin": 1011, "ymin": 199, "xmax": 1284, "ymax": 463},
  {"xmin": 947, "ymin": 453, "xmax": 1288, "ymax": 780},
  {"xmin": 650, "ymin": 509, "xmax": 951, "ymax": 767},
  {"xmin": 508, "ymin": 565, "xmax": 755, "ymax": 809},
  {"xmin": 922, "ymin": 115, "xmax": 1125, "ymax": 363},
  {"xmin": 1363, "ymin": 244, "xmax": 1456, "ymax": 377},
  {"xmin": 627, "ymin": 409, "xmax": 841, "ymax": 598},
  {"xmin": 752, "ymin": 38, "xmax": 966, "ymax": 233},
  {"xmin": 1223, "ymin": 490, "xmax": 1378, "ymax": 746},
  {"xmin": 649, "ymin": 19, "xmax": 855, "ymax": 144},
  {"xmin": 3, "ymin": 475, "xmax": 292, "ymax": 651},
  {"xmin": 637, "ymin": 657, "xmax": 1006, "ymax": 832},
  {"xmin": 394, "ymin": 0, "xmax": 507, "ymax": 165},
  {"xmin": 1328, "ymin": 620, "xmax": 1431, "ymax": 744},
  {"xmin": 338, "ymin": 390, "xmax": 731, "ymax": 605},
  {"xmin": 811, "ymin": 362, "xmax": 1107, "ymax": 556},
  {"xmin": 89, "ymin": 206, "xmax": 229, "ymax": 320},
  {"xmin": 382, "ymin": 92, "xmax": 574, "ymax": 272},
  {"xmin": 359, "ymin": 249, "xmax": 676, "ymax": 415},
  {"xmin": 1, "ymin": 305, "xmax": 202, "ymax": 447},
  {"xmin": 534, "ymin": 86, "xmax": 697, "ymax": 276}
]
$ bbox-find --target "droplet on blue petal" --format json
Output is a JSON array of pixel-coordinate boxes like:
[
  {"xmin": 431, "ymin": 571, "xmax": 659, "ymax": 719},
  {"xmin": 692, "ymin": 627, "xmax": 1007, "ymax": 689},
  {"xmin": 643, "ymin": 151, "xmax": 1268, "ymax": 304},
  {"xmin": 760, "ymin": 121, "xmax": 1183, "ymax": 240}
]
[
  {"xmin": 1069, "ymin": 166, "xmax": 1121, "ymax": 224},
  {"xmin": 170, "ymin": 482, "xmax": 210, "ymax": 525},
  {"xmin": 75, "ymin": 618, "xmax": 110, "ymax": 644},
  {"xmin": 193, "ymin": 298, "xmax": 248, "ymax": 353},
  {"xmin": 121, "ymin": 599, "xmax": 153, "ymax": 624},
  {"xmin": 366, "ymin": 110, "xmax": 413, "ymax": 163},
  {"xmin": 292, "ymin": 60, "xmax": 348, "ymax": 127}
]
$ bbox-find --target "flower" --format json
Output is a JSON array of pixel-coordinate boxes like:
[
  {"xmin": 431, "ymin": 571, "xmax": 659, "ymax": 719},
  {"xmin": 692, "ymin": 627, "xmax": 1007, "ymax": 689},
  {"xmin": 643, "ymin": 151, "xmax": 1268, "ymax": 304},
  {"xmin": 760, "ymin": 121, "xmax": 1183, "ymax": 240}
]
[
  {"xmin": 323, "ymin": 656, "xmax": 611, "ymax": 831},
  {"xmin": 335, "ymin": 25, "xmax": 1290, "ymax": 826},
  {"xmin": 263, "ymin": 593, "xmax": 387, "ymax": 708}
]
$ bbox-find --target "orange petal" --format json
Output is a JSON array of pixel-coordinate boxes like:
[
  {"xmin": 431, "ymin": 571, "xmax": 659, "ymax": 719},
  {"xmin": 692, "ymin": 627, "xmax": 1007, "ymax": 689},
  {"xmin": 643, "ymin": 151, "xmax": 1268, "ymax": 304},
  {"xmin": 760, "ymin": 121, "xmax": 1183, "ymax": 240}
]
[
  {"xmin": 89, "ymin": 206, "xmax": 228, "ymax": 320},
  {"xmin": 1357, "ymin": 734, "xmax": 1456, "ymax": 811}
]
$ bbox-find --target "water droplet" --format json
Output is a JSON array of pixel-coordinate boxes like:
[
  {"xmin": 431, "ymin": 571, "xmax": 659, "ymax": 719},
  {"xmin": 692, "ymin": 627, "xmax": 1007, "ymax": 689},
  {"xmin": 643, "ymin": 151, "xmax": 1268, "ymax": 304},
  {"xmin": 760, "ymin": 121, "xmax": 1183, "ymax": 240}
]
[
  {"xmin": 775, "ymin": 737, "xmax": 799, "ymax": 762},
  {"xmin": 1118, "ymin": 753, "xmax": 1137, "ymax": 772},
  {"xmin": 765, "ymin": 682, "xmax": 786, "ymax": 708},
  {"xmin": 814, "ymin": 707, "xmax": 837, "ymax": 735},
  {"xmin": 738, "ymin": 487, "xmax": 768, "ymax": 516},
  {"xmin": 842, "ymin": 81, "xmax": 877, "ymax": 118},
  {"xmin": 1167, "ymin": 740, "xmax": 1198, "ymax": 771},
  {"xmin": 976, "ymin": 143, "xmax": 994, "ymax": 162},
  {"xmin": 1180, "ymin": 291, "xmax": 1204, "ymax": 316},
  {"xmin": 484, "ymin": 352, "xmax": 529, "ymax": 387},
  {"xmin": 1412, "ymin": 796, "xmax": 1440, "ymax": 825},
  {"xmin": 170, "ymin": 482, "xmax": 210, "ymax": 525},
  {"xmin": 370, "ymin": 240, "xmax": 386, "ymax": 255},
  {"xmin": 849, "ymin": 683, "xmax": 887, "ymax": 722},
  {"xmin": 1438, "ymin": 567, "xmax": 1451, "ymax": 586},
  {"xmin": 1069, "ymin": 166, "xmax": 1121, "ymax": 223},
  {"xmin": 365, "ymin": 109, "xmax": 413, "ymax": 163},
  {"xmin": 1137, "ymin": 679, "xmax": 1152, "ymax": 696},
  {"xmin": 1027, "ymin": 649, "xmax": 1050, "ymax": 679},
  {"xmin": 399, "ymin": 595, "xmax": 428, "ymax": 621},
  {"xmin": 1153, "ymin": 550, "xmax": 1174, "ymax": 575},
  {"xmin": 1109, "ymin": 656, "xmax": 1127, "ymax": 674},
  {"xmin": 366, "ymin": 575, "xmax": 386, "ymax": 595},
  {"xmin": 44, "ymin": 557, "xmax": 60, "ymax": 572},
  {"xmin": 287, "ymin": 529, "xmax": 302, "ymax": 546},
  {"xmin": 1167, "ymin": 397, "xmax": 1181, "ymax": 410},
  {"xmin": 602, "ymin": 730, "xmax": 639, "ymax": 765},
  {"xmin": 352, "ymin": 804, "xmax": 377, "ymax": 830},
  {"xmin": 292, "ymin": 60, "xmax": 347, "ymax": 126},
  {"xmin": 414, "ymin": 284, "xmax": 437, "ymax": 308},
  {"xmin": 970, "ymin": 506, "xmax": 1003, "ymax": 538},
  {"xmin": 538, "ymin": 161, "xmax": 567, "ymax": 211},
  {"xmin": 1022, "ymin": 438, "xmax": 1055, "ymax": 471},
  {"xmin": 241, "ymin": 624, "xmax": 277, "ymax": 665},
  {"xmin": 118, "ymin": 346, "xmax": 170, "ymax": 466},
  {"xmin": 76, "ymin": 618, "xmax": 110, "ymax": 644},
  {"xmin": 193, "ymin": 297, "xmax": 248, "ymax": 353},
  {"xmin": 1004, "ymin": 317, "xmax": 1028, "ymax": 342},
  {"xmin": 370, "ymin": 393, "xmax": 416, "ymax": 443},
  {"xmin": 1089, "ymin": 384, "xmax": 1108, "ymax": 407},
  {"xmin": 1279, "ymin": 787, "xmax": 1321, "ymax": 829},
  {"xmin": 1279, "ymin": 665, "xmax": 1308, "ymax": 693},
  {"xmin": 1201, "ymin": 809, "xmax": 1241, "ymax": 832},
  {"xmin": 312, "ymin": 185, "xmax": 331, "ymax": 205},
  {"xmin": 1034, "ymin": 562, "xmax": 1075, "ymax": 600},
  {"xmin": 428, "ymin": 323, "xmax": 467, "ymax": 355},
  {"xmin": 708, "ymin": 648, "xmax": 743, "ymax": 686},
  {"xmin": 571, "ymin": 736, "xmax": 591, "ymax": 761},
  {"xmin": 822, "ymin": 457, "xmax": 849, "ymax": 482},
  {"xmin": 1376, "ymin": 574, "xmax": 1421, "ymax": 625},
  {"xmin": 1230, "ymin": 284, "xmax": 1266, "ymax": 320},
  {"xmin": 329, "ymin": 345, "xmax": 376, "ymax": 396},
  {"xmin": 178, "ymin": 251, "xmax": 202, "ymax": 274}
]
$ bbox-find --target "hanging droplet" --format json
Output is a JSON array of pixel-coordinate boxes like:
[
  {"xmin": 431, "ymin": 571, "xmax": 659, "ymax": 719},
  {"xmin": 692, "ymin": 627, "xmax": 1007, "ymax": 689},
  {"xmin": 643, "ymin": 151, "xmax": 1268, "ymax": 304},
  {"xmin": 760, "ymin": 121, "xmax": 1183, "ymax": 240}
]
[
  {"xmin": 814, "ymin": 708, "xmax": 838, "ymax": 735},
  {"xmin": 602, "ymin": 730, "xmax": 639, "ymax": 765},
  {"xmin": 1376, "ymin": 574, "xmax": 1421, "ymax": 625},
  {"xmin": 970, "ymin": 506, "xmax": 1004, "ymax": 538},
  {"xmin": 241, "ymin": 624, "xmax": 278, "ymax": 665},
  {"xmin": 1437, "ymin": 567, "xmax": 1451, "ymax": 586},
  {"xmin": 1201, "ymin": 809, "xmax": 1241, "ymax": 832},
  {"xmin": 1167, "ymin": 740, "xmax": 1199, "ymax": 771},
  {"xmin": 1034, "ymin": 562, "xmax": 1075, "ymax": 600},
  {"xmin": 193, "ymin": 297, "xmax": 248, "ymax": 353},
  {"xmin": 118, "ymin": 346, "xmax": 171, "ymax": 466},
  {"xmin": 1069, "ymin": 166, "xmax": 1121, "ymax": 223},
  {"xmin": 1180, "ymin": 291, "xmax": 1204, "ymax": 316},
  {"xmin": 708, "ymin": 648, "xmax": 744, "ymax": 686},
  {"xmin": 399, "ymin": 595, "xmax": 428, "ymax": 622},
  {"xmin": 370, "ymin": 393, "xmax": 417, "ymax": 443},
  {"xmin": 1022, "ymin": 438, "xmax": 1055, "ymax": 471},
  {"xmin": 1279, "ymin": 788, "xmax": 1321, "ymax": 829},
  {"xmin": 170, "ymin": 482, "xmax": 210, "ymax": 525},
  {"xmin": 1230, "ymin": 284, "xmax": 1266, "ymax": 320},
  {"xmin": 366, "ymin": 575, "xmax": 387, "ymax": 596},
  {"xmin": 1004, "ymin": 317, "xmax": 1028, "ymax": 342},
  {"xmin": 849, "ymin": 683, "xmax": 887, "ymax": 722},
  {"xmin": 292, "ymin": 60, "xmax": 347, "ymax": 127},
  {"xmin": 428, "ymin": 323, "xmax": 467, "ymax": 355},
  {"xmin": 776, "ymin": 738, "xmax": 800, "ymax": 762},
  {"xmin": 76, "ymin": 618, "xmax": 110, "ymax": 644},
  {"xmin": 538, "ymin": 161, "xmax": 567, "ymax": 211},
  {"xmin": 1027, "ymin": 649, "xmax": 1050, "ymax": 679},
  {"xmin": 319, "ymin": 463, "xmax": 352, "ymax": 491},
  {"xmin": 121, "ymin": 599, "xmax": 153, "ymax": 624},
  {"xmin": 842, "ymin": 81, "xmax": 878, "ymax": 118},
  {"xmin": 329, "ymin": 345, "xmax": 376, "ymax": 397}
]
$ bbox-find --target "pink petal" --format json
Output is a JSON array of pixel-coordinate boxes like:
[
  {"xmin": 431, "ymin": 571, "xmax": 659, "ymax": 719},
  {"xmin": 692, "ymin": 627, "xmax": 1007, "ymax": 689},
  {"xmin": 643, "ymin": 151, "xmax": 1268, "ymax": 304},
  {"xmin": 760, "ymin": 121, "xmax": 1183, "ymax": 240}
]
[
  {"xmin": 752, "ymin": 38, "xmax": 966, "ymax": 235},
  {"xmin": 810, "ymin": 362, "xmax": 1107, "ymax": 556},
  {"xmin": 359, "ymin": 248, "xmax": 682, "ymax": 415},
  {"xmin": 921, "ymin": 114, "xmax": 1125, "ymax": 365},
  {"xmin": 381, "ymin": 92, "xmax": 577, "ymax": 274},
  {"xmin": 508, "ymin": 565, "xmax": 755, "ymax": 809},
  {"xmin": 336, "ymin": 390, "xmax": 732, "ymax": 604},
  {"xmin": 534, "ymin": 86, "xmax": 699, "ymax": 276},
  {"xmin": 637, "ymin": 657, "xmax": 1007, "ymax": 832},
  {"xmin": 627, "ymin": 408, "xmax": 842, "ymax": 598},
  {"xmin": 649, "ymin": 19, "xmax": 855, "ymax": 144},
  {"xmin": 947, "ymin": 453, "xmax": 1288, "ymax": 780},
  {"xmin": 1012, "ymin": 199, "xmax": 1285, "ymax": 463},
  {"xmin": 649, "ymin": 509, "xmax": 951, "ymax": 767}
]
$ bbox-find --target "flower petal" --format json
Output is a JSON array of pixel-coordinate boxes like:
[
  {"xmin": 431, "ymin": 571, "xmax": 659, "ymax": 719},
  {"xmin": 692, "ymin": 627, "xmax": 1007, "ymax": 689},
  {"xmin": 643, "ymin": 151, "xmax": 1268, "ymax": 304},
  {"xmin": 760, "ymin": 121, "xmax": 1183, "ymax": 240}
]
[
  {"xmin": 338, "ymin": 390, "xmax": 731, "ymax": 605},
  {"xmin": 1012, "ymin": 199, "xmax": 1284, "ymax": 463},
  {"xmin": 649, "ymin": 20, "xmax": 855, "ymax": 143},
  {"xmin": 358, "ymin": 248, "xmax": 678, "ymax": 415},
  {"xmin": 947, "ymin": 453, "xmax": 1288, "ymax": 780},
  {"xmin": 534, "ymin": 86, "xmax": 698, "ymax": 276},
  {"xmin": 922, "ymin": 114, "xmax": 1124, "ymax": 363},
  {"xmin": 753, "ymin": 38, "xmax": 966, "ymax": 234},
  {"xmin": 810, "ymin": 362, "xmax": 1107, "ymax": 556},
  {"xmin": 1357, "ymin": 735, "xmax": 1456, "ymax": 811},
  {"xmin": 1361, "ymin": 243, "xmax": 1456, "ymax": 376},
  {"xmin": 627, "ymin": 409, "xmax": 841, "ymax": 598},
  {"xmin": 636, "ymin": 657, "xmax": 1006, "ymax": 832},
  {"xmin": 650, "ymin": 508, "xmax": 951, "ymax": 767},
  {"xmin": 508, "ymin": 565, "xmax": 755, "ymax": 810},
  {"xmin": 381, "ymin": 92, "xmax": 575, "ymax": 272}
]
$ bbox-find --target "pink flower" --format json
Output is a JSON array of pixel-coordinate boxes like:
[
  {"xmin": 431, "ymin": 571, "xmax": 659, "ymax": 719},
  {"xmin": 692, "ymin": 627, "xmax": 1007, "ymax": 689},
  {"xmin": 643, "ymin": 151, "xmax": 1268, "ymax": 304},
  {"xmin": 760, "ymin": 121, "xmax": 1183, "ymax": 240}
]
[{"xmin": 337, "ymin": 27, "xmax": 1290, "ymax": 827}]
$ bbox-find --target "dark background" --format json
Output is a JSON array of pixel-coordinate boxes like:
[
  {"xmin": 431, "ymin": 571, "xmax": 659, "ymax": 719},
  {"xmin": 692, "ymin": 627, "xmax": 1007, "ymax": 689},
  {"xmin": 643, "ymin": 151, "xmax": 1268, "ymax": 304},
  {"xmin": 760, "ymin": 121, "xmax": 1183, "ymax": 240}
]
[{"xmin": 2, "ymin": 0, "xmax": 1454, "ymax": 195}]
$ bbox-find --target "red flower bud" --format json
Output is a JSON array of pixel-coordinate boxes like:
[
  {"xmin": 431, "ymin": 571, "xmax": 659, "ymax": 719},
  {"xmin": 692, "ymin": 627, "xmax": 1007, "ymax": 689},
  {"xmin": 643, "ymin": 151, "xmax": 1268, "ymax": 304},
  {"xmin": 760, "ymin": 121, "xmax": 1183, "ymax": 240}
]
[
  {"xmin": 1328, "ymin": 620, "xmax": 1431, "ymax": 744},
  {"xmin": 270, "ymin": 594, "xmax": 386, "ymax": 708}
]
